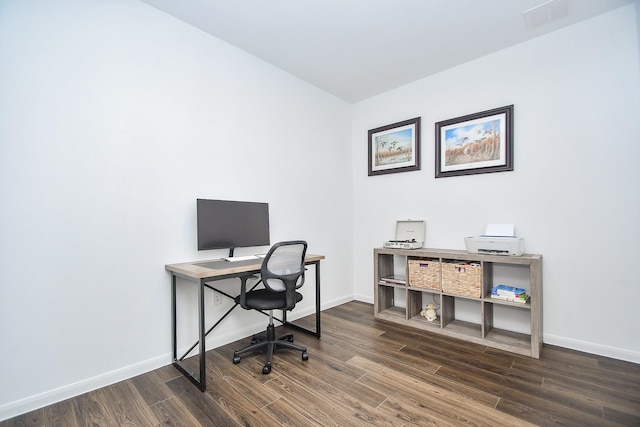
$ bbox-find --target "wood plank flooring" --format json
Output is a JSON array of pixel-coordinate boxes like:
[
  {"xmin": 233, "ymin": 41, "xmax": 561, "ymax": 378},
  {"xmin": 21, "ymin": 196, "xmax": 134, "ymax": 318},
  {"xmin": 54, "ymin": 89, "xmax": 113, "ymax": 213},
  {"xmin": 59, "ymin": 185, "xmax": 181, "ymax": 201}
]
[{"xmin": 3, "ymin": 301, "xmax": 639, "ymax": 426}]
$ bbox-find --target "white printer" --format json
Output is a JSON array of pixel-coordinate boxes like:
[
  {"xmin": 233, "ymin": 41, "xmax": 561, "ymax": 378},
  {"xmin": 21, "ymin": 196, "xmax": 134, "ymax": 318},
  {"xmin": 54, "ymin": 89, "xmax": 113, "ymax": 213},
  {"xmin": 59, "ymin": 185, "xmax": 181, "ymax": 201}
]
[
  {"xmin": 384, "ymin": 220, "xmax": 425, "ymax": 249},
  {"xmin": 464, "ymin": 223, "xmax": 524, "ymax": 256}
]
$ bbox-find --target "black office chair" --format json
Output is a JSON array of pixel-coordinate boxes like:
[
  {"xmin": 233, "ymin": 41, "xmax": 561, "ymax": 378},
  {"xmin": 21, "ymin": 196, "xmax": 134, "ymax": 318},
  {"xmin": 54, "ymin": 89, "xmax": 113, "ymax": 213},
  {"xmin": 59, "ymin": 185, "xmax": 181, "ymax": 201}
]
[{"xmin": 232, "ymin": 240, "xmax": 309, "ymax": 374}]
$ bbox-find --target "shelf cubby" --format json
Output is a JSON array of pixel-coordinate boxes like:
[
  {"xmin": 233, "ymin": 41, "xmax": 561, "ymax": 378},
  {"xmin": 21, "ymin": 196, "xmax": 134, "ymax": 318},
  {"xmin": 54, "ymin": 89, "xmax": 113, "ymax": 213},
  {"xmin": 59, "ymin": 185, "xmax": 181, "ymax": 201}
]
[{"xmin": 373, "ymin": 247, "xmax": 543, "ymax": 358}]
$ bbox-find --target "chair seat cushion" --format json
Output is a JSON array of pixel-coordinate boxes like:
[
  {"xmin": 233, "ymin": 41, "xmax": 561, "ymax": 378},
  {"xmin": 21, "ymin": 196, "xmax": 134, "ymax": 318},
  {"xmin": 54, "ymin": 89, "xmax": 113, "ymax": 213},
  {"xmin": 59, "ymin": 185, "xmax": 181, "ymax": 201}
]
[{"xmin": 236, "ymin": 289, "xmax": 303, "ymax": 311}]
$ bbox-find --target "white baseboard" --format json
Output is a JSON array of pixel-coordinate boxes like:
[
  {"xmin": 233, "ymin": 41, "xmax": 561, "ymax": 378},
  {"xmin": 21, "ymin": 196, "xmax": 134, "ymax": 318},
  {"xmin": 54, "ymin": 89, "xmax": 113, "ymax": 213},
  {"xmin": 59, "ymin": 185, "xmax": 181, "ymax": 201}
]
[
  {"xmin": 353, "ymin": 294, "xmax": 374, "ymax": 304},
  {"xmin": 0, "ymin": 353, "xmax": 171, "ymax": 422},
  {"xmin": 9, "ymin": 298, "xmax": 635, "ymax": 423},
  {"xmin": 544, "ymin": 334, "xmax": 640, "ymax": 364},
  {"xmin": 322, "ymin": 294, "xmax": 356, "ymax": 310},
  {"xmin": 0, "ymin": 296, "xmax": 356, "ymax": 422},
  {"xmin": 351, "ymin": 296, "xmax": 640, "ymax": 365}
]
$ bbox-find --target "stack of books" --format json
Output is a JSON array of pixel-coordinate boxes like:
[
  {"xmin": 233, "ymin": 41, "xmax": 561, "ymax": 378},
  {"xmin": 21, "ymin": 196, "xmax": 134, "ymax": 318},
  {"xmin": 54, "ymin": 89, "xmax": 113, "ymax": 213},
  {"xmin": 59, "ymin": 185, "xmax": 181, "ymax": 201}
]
[{"xmin": 491, "ymin": 284, "xmax": 529, "ymax": 303}]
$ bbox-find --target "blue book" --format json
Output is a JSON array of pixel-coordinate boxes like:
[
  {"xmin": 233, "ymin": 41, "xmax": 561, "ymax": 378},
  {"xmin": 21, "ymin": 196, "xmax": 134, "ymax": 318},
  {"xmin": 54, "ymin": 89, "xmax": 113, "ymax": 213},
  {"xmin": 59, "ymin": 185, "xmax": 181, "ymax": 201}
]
[{"xmin": 492, "ymin": 284, "xmax": 527, "ymax": 297}]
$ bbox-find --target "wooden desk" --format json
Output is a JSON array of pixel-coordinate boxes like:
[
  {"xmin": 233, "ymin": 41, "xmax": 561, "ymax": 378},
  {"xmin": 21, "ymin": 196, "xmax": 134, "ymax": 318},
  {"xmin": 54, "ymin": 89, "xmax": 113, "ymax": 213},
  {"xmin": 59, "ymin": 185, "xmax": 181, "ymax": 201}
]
[{"xmin": 165, "ymin": 254, "xmax": 324, "ymax": 391}]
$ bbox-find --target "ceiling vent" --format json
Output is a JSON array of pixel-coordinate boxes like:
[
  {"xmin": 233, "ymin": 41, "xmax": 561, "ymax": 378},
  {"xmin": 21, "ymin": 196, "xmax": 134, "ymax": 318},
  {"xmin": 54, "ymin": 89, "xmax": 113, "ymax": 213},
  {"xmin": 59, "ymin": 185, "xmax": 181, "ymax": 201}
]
[{"xmin": 523, "ymin": 0, "xmax": 569, "ymax": 29}]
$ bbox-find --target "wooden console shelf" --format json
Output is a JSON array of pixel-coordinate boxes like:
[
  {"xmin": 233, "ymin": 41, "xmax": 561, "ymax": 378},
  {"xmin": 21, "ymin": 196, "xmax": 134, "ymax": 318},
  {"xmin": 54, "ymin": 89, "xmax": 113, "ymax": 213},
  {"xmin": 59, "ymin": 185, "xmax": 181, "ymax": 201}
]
[{"xmin": 374, "ymin": 248, "xmax": 543, "ymax": 358}]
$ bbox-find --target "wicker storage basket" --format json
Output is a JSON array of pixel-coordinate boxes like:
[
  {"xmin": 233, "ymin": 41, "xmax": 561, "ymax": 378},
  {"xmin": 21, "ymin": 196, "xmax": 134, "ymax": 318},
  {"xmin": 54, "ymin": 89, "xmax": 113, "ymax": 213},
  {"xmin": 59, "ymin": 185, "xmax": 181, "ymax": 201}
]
[
  {"xmin": 408, "ymin": 259, "xmax": 441, "ymax": 290},
  {"xmin": 441, "ymin": 261, "xmax": 482, "ymax": 297}
]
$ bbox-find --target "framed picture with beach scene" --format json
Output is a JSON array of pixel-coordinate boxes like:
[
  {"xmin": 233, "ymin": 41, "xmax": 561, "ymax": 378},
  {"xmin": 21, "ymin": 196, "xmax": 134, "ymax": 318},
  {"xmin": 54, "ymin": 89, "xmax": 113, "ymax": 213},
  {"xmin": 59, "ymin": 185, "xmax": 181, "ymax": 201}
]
[
  {"xmin": 368, "ymin": 117, "xmax": 421, "ymax": 176},
  {"xmin": 435, "ymin": 105, "xmax": 513, "ymax": 178}
]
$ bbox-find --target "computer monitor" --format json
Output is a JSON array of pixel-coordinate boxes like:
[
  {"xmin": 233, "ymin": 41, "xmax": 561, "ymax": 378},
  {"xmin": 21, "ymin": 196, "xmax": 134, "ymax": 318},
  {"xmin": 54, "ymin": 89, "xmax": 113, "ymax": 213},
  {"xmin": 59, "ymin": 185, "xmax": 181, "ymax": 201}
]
[{"xmin": 197, "ymin": 199, "xmax": 270, "ymax": 255}]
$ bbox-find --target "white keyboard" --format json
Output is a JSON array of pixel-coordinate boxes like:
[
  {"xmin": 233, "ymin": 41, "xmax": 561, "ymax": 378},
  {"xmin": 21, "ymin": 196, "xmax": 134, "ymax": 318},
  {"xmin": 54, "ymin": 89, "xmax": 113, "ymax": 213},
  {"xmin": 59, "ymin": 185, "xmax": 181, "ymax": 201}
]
[{"xmin": 224, "ymin": 255, "xmax": 259, "ymax": 262}]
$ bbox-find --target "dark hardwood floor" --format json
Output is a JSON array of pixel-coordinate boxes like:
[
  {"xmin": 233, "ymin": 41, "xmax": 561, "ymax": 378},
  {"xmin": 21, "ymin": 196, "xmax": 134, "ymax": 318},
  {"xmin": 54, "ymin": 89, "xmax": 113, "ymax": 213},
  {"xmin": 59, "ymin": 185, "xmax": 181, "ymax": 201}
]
[{"xmin": 3, "ymin": 301, "xmax": 639, "ymax": 426}]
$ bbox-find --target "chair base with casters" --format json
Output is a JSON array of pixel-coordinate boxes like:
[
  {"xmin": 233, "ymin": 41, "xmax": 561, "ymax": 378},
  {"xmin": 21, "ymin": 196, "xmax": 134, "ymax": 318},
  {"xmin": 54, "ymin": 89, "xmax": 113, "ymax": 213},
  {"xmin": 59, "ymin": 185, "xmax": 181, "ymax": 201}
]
[
  {"xmin": 232, "ymin": 310, "xmax": 309, "ymax": 374},
  {"xmin": 232, "ymin": 241, "xmax": 310, "ymax": 374}
]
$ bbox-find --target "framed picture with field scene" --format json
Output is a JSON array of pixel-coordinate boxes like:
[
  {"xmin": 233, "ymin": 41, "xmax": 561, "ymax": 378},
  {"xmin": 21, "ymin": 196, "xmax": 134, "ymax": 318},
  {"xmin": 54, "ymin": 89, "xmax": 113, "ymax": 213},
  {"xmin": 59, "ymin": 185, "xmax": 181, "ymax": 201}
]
[
  {"xmin": 435, "ymin": 105, "xmax": 513, "ymax": 178},
  {"xmin": 368, "ymin": 117, "xmax": 421, "ymax": 176}
]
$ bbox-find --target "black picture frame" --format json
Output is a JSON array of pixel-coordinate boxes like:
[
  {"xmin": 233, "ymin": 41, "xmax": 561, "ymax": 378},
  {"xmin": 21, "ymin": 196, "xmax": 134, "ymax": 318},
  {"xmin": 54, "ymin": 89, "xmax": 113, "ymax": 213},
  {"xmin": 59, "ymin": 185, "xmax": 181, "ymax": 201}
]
[
  {"xmin": 368, "ymin": 117, "xmax": 420, "ymax": 176},
  {"xmin": 435, "ymin": 105, "xmax": 513, "ymax": 178}
]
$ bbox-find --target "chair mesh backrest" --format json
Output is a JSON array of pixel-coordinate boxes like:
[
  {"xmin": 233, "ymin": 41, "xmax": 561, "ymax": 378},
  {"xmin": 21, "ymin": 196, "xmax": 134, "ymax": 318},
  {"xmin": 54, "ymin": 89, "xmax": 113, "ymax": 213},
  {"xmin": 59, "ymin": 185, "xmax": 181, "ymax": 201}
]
[{"xmin": 262, "ymin": 241, "xmax": 307, "ymax": 297}]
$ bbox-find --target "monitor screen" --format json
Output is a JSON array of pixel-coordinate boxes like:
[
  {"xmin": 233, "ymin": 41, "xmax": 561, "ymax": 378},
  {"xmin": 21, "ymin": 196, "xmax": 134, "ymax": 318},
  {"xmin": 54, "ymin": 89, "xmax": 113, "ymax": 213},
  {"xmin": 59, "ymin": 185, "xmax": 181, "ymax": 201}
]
[{"xmin": 197, "ymin": 199, "xmax": 270, "ymax": 251}]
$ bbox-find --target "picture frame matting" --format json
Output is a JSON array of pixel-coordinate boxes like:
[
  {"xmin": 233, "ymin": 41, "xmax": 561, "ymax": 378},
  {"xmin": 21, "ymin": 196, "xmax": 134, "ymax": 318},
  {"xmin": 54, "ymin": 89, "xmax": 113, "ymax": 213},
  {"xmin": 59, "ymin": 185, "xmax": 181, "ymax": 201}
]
[
  {"xmin": 368, "ymin": 117, "xmax": 421, "ymax": 176},
  {"xmin": 435, "ymin": 105, "xmax": 513, "ymax": 178}
]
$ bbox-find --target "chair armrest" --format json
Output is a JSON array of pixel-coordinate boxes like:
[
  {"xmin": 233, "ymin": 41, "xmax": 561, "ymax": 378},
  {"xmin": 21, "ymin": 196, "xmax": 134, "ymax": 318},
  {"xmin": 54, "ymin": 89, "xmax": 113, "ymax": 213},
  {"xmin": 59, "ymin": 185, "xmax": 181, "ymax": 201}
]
[{"xmin": 237, "ymin": 274, "xmax": 259, "ymax": 308}]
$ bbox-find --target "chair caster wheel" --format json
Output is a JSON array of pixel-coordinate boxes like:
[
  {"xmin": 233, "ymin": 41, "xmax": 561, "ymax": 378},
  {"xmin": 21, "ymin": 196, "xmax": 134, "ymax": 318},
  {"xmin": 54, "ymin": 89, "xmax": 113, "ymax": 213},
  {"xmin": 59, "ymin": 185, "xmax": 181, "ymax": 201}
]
[
  {"xmin": 287, "ymin": 336, "xmax": 294, "ymax": 343},
  {"xmin": 302, "ymin": 351, "xmax": 309, "ymax": 361},
  {"xmin": 262, "ymin": 364, "xmax": 272, "ymax": 374},
  {"xmin": 233, "ymin": 355, "xmax": 241, "ymax": 364},
  {"xmin": 251, "ymin": 338, "xmax": 258, "ymax": 345}
]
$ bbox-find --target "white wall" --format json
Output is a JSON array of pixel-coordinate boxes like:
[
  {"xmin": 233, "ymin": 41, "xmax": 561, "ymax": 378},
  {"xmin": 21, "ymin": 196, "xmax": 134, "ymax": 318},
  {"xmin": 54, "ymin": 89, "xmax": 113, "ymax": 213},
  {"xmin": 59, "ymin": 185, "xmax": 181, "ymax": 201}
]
[
  {"xmin": 352, "ymin": 5, "xmax": 640, "ymax": 363},
  {"xmin": 0, "ymin": 0, "xmax": 352, "ymax": 420},
  {"xmin": 1, "ymin": 0, "xmax": 639, "ymax": 421}
]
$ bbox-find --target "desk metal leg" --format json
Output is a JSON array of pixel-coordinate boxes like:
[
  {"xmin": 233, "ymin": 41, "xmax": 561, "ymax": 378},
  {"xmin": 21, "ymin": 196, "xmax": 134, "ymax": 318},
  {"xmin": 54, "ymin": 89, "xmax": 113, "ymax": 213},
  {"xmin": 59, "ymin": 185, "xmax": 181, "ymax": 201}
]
[
  {"xmin": 171, "ymin": 274, "xmax": 177, "ymax": 363},
  {"xmin": 198, "ymin": 278, "xmax": 206, "ymax": 390},
  {"xmin": 283, "ymin": 260, "xmax": 321, "ymax": 338},
  {"xmin": 171, "ymin": 274, "xmax": 207, "ymax": 391},
  {"xmin": 315, "ymin": 261, "xmax": 321, "ymax": 336}
]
